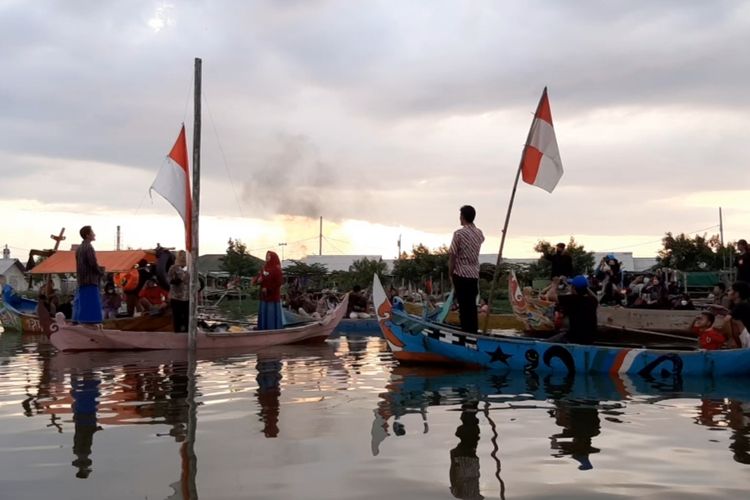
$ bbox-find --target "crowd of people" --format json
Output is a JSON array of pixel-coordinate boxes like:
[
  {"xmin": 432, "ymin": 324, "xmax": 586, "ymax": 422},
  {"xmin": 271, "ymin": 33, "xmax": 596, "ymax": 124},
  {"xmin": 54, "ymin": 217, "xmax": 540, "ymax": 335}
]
[{"xmin": 532, "ymin": 239, "xmax": 750, "ymax": 350}]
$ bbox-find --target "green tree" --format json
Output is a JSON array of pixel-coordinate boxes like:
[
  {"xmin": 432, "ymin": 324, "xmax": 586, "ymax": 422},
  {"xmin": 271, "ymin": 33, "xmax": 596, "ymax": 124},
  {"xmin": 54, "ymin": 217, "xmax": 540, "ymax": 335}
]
[
  {"xmin": 529, "ymin": 238, "xmax": 595, "ymax": 280},
  {"xmin": 284, "ymin": 260, "xmax": 329, "ymax": 290},
  {"xmin": 221, "ymin": 239, "xmax": 262, "ymax": 278},
  {"xmin": 348, "ymin": 257, "xmax": 388, "ymax": 290},
  {"xmin": 657, "ymin": 232, "xmax": 732, "ymax": 271},
  {"xmin": 392, "ymin": 244, "xmax": 450, "ymax": 291}
]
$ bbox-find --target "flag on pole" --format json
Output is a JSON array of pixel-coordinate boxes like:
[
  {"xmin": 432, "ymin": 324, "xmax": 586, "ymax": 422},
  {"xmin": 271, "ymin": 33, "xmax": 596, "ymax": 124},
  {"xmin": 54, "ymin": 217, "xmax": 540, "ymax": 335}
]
[
  {"xmin": 150, "ymin": 125, "xmax": 193, "ymax": 251},
  {"xmin": 520, "ymin": 87, "xmax": 563, "ymax": 193}
]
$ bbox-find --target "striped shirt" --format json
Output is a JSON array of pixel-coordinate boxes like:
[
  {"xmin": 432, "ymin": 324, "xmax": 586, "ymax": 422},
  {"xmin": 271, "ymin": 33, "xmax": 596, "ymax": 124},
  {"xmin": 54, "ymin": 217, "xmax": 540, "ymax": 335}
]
[{"xmin": 449, "ymin": 224, "xmax": 484, "ymax": 279}]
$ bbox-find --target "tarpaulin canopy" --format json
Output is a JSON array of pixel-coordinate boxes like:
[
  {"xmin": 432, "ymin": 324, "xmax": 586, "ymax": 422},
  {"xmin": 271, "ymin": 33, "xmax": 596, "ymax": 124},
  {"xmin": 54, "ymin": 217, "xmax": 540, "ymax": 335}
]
[{"xmin": 28, "ymin": 250, "xmax": 156, "ymax": 275}]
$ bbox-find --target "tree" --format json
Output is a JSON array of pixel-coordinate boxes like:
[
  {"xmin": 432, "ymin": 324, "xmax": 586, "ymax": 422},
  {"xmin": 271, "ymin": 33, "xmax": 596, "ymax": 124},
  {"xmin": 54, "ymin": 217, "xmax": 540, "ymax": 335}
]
[
  {"xmin": 392, "ymin": 243, "xmax": 450, "ymax": 291},
  {"xmin": 528, "ymin": 238, "xmax": 595, "ymax": 280},
  {"xmin": 657, "ymin": 232, "xmax": 733, "ymax": 271},
  {"xmin": 348, "ymin": 257, "xmax": 388, "ymax": 290},
  {"xmin": 284, "ymin": 260, "xmax": 329, "ymax": 290},
  {"xmin": 221, "ymin": 239, "xmax": 262, "ymax": 278}
]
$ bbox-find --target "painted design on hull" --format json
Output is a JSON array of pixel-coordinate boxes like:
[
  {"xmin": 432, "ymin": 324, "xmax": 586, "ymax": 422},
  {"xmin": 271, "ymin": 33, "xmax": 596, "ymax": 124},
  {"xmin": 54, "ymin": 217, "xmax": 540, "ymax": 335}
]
[{"xmin": 508, "ymin": 270, "xmax": 556, "ymax": 331}]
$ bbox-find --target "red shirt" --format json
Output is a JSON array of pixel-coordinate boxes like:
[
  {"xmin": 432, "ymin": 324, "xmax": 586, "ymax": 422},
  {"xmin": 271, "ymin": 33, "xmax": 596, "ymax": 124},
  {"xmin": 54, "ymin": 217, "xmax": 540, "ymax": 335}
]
[
  {"xmin": 694, "ymin": 327, "xmax": 724, "ymax": 350},
  {"xmin": 139, "ymin": 286, "xmax": 166, "ymax": 305}
]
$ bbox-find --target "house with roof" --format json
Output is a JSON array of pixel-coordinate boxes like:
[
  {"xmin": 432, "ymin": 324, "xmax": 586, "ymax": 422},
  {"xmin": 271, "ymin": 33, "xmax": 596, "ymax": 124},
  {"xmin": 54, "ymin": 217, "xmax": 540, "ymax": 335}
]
[{"xmin": 1, "ymin": 245, "xmax": 28, "ymax": 292}]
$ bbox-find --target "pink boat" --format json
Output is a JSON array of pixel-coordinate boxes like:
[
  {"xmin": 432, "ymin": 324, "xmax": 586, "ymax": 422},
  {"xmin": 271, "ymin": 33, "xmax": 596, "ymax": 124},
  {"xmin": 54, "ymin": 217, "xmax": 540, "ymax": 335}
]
[{"xmin": 46, "ymin": 295, "xmax": 348, "ymax": 352}]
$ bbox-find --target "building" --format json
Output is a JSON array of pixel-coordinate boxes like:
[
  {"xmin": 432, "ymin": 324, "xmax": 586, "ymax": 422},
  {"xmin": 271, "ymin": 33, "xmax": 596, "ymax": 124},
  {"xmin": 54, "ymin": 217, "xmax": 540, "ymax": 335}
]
[{"xmin": 0, "ymin": 245, "xmax": 28, "ymax": 291}]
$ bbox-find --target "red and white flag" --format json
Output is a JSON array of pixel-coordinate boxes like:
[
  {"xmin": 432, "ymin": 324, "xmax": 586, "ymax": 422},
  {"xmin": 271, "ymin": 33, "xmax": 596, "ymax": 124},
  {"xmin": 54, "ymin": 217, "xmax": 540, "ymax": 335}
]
[
  {"xmin": 520, "ymin": 87, "xmax": 563, "ymax": 193},
  {"xmin": 150, "ymin": 125, "xmax": 193, "ymax": 251}
]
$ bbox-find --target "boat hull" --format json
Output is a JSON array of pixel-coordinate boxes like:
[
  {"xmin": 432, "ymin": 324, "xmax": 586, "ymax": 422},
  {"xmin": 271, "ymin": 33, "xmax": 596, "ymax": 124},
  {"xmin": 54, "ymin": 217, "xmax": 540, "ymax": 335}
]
[
  {"xmin": 373, "ymin": 274, "xmax": 750, "ymax": 377},
  {"xmin": 48, "ymin": 295, "xmax": 348, "ymax": 351}
]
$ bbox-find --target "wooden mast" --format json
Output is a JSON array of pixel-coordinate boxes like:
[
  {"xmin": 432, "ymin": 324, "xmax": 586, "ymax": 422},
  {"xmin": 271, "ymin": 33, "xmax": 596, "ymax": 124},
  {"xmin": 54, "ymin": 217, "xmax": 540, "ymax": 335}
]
[
  {"xmin": 482, "ymin": 88, "xmax": 547, "ymax": 333},
  {"xmin": 188, "ymin": 58, "xmax": 202, "ymax": 350}
]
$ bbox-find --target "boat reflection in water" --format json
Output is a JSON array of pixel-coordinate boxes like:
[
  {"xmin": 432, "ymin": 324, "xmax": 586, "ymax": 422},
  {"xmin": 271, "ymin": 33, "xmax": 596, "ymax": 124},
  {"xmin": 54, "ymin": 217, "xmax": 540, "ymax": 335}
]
[{"xmin": 373, "ymin": 367, "xmax": 750, "ymax": 499}]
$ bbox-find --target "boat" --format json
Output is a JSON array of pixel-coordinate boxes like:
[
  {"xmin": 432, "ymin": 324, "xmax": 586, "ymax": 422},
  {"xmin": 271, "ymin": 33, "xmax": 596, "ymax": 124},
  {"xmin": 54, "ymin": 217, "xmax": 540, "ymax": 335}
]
[
  {"xmin": 0, "ymin": 294, "xmax": 42, "ymax": 333},
  {"xmin": 403, "ymin": 302, "xmax": 524, "ymax": 330},
  {"xmin": 44, "ymin": 59, "xmax": 349, "ymax": 352},
  {"xmin": 44, "ymin": 294, "xmax": 348, "ymax": 351},
  {"xmin": 508, "ymin": 270, "xmax": 717, "ymax": 335},
  {"xmin": 372, "ymin": 274, "xmax": 750, "ymax": 377},
  {"xmin": 1, "ymin": 249, "xmax": 173, "ymax": 334}
]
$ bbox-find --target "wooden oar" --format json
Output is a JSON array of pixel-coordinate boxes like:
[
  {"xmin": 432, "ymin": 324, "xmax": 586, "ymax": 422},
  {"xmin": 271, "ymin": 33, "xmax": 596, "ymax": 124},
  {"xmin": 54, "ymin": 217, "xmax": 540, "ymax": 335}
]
[{"xmin": 608, "ymin": 325, "xmax": 695, "ymax": 342}]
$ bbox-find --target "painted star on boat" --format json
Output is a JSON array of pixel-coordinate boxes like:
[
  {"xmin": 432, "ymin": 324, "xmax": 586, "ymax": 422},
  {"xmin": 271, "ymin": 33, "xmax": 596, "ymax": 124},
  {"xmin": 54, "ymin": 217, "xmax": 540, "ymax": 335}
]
[{"xmin": 486, "ymin": 346, "xmax": 512, "ymax": 365}]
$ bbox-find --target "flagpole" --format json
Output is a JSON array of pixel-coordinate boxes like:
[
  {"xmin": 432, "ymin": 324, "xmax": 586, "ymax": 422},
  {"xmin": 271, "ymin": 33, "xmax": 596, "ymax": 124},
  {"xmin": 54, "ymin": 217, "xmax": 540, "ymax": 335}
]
[{"xmin": 482, "ymin": 88, "xmax": 548, "ymax": 334}]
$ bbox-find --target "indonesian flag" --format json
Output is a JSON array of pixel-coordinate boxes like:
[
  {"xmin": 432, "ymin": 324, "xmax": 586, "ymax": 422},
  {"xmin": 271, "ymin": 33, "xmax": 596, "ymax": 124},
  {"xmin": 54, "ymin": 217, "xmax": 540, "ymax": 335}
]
[
  {"xmin": 150, "ymin": 125, "xmax": 192, "ymax": 251},
  {"xmin": 520, "ymin": 87, "xmax": 563, "ymax": 193}
]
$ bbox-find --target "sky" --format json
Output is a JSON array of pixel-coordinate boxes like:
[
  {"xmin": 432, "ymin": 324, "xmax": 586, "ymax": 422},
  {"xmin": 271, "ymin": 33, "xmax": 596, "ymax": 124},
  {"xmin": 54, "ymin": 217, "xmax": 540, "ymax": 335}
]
[{"xmin": 2, "ymin": 0, "xmax": 749, "ymax": 262}]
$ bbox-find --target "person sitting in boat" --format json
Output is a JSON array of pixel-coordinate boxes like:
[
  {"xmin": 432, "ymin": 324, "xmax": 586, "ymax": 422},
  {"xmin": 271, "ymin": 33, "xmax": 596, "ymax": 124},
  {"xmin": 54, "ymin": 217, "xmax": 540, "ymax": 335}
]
[
  {"xmin": 39, "ymin": 277, "xmax": 60, "ymax": 316},
  {"xmin": 711, "ymin": 282, "xmax": 732, "ymax": 310},
  {"xmin": 639, "ymin": 276, "xmax": 669, "ymax": 309},
  {"xmin": 596, "ymin": 255, "xmax": 623, "ymax": 306},
  {"xmin": 137, "ymin": 279, "xmax": 168, "ymax": 315},
  {"xmin": 624, "ymin": 275, "xmax": 646, "ymax": 307},
  {"xmin": 724, "ymin": 281, "xmax": 750, "ymax": 348},
  {"xmin": 101, "ymin": 283, "xmax": 122, "ymax": 319},
  {"xmin": 347, "ymin": 285, "xmax": 370, "ymax": 319},
  {"xmin": 253, "ymin": 251, "xmax": 284, "ymax": 330},
  {"xmin": 550, "ymin": 275, "xmax": 598, "ymax": 345},
  {"xmin": 478, "ymin": 298, "xmax": 489, "ymax": 315},
  {"xmin": 0, "ymin": 274, "xmax": 23, "ymax": 309},
  {"xmin": 691, "ymin": 311, "xmax": 725, "ymax": 350},
  {"xmin": 670, "ymin": 293, "xmax": 695, "ymax": 310},
  {"xmin": 540, "ymin": 276, "xmax": 563, "ymax": 302}
]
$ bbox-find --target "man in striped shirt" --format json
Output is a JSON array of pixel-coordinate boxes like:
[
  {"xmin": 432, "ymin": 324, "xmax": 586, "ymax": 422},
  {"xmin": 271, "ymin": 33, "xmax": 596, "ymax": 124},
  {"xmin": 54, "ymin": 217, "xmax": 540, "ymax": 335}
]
[{"xmin": 448, "ymin": 205, "xmax": 484, "ymax": 333}]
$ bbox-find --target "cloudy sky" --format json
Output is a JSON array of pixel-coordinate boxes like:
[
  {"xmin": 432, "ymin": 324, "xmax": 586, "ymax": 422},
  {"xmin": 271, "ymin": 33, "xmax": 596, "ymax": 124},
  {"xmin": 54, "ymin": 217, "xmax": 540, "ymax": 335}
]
[{"xmin": 2, "ymin": 0, "xmax": 749, "ymax": 262}]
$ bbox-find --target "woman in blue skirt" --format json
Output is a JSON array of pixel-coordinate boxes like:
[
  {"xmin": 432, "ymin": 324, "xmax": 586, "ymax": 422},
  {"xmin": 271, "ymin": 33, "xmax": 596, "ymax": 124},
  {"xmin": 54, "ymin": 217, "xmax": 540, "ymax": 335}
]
[
  {"xmin": 252, "ymin": 251, "xmax": 283, "ymax": 330},
  {"xmin": 73, "ymin": 225, "xmax": 105, "ymax": 324}
]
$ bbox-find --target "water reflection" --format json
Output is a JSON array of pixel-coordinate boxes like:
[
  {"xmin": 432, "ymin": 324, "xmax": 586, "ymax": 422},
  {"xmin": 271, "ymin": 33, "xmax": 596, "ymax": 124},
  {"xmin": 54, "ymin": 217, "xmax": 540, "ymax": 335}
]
[
  {"xmin": 256, "ymin": 354, "xmax": 282, "ymax": 438},
  {"xmin": 374, "ymin": 367, "xmax": 750, "ymax": 498},
  {"xmin": 70, "ymin": 373, "xmax": 101, "ymax": 478}
]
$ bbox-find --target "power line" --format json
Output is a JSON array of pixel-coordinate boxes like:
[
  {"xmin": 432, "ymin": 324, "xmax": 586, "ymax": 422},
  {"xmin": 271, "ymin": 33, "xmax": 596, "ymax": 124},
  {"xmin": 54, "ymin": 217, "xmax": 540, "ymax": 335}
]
[{"xmin": 600, "ymin": 224, "xmax": 721, "ymax": 253}]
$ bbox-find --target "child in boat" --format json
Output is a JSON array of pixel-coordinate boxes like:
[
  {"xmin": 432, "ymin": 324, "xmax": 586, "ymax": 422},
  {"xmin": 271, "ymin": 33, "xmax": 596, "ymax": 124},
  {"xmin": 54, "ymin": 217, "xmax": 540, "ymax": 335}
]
[
  {"xmin": 138, "ymin": 279, "xmax": 168, "ymax": 315},
  {"xmin": 101, "ymin": 283, "xmax": 122, "ymax": 319},
  {"xmin": 691, "ymin": 311, "xmax": 725, "ymax": 350}
]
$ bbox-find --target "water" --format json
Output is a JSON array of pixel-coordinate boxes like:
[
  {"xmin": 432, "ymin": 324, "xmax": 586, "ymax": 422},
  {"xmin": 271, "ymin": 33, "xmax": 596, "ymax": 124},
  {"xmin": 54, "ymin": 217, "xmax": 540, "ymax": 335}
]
[{"xmin": 0, "ymin": 330, "xmax": 749, "ymax": 500}]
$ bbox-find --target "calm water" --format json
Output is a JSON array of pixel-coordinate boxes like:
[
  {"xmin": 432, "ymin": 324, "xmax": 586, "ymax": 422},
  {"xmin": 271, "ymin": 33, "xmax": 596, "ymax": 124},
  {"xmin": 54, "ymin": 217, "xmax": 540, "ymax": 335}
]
[{"xmin": 1, "ymin": 330, "xmax": 749, "ymax": 500}]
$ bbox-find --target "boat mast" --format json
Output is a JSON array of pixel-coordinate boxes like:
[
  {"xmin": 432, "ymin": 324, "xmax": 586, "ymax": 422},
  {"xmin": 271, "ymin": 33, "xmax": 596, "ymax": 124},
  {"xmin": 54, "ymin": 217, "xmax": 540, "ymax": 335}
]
[
  {"xmin": 482, "ymin": 90, "xmax": 545, "ymax": 333},
  {"xmin": 188, "ymin": 58, "xmax": 202, "ymax": 350}
]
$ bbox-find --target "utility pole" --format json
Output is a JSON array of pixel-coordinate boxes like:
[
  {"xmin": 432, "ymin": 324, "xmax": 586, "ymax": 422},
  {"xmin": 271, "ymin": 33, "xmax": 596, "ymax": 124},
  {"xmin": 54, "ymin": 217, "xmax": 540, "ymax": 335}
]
[
  {"xmin": 319, "ymin": 216, "xmax": 323, "ymax": 256},
  {"xmin": 397, "ymin": 234, "xmax": 401, "ymax": 259},
  {"xmin": 116, "ymin": 225, "xmax": 121, "ymax": 251},
  {"xmin": 720, "ymin": 207, "xmax": 726, "ymax": 271}
]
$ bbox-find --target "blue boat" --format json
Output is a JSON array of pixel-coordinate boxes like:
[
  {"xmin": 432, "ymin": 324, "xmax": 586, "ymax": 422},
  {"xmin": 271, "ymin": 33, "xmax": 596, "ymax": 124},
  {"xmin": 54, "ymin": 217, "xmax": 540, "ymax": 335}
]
[{"xmin": 372, "ymin": 274, "xmax": 750, "ymax": 377}]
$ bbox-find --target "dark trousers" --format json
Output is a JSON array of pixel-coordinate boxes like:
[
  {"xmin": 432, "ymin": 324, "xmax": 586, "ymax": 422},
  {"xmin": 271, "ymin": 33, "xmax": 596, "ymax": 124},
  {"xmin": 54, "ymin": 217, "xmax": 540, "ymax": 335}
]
[
  {"xmin": 453, "ymin": 274, "xmax": 479, "ymax": 333},
  {"xmin": 171, "ymin": 299, "xmax": 190, "ymax": 333}
]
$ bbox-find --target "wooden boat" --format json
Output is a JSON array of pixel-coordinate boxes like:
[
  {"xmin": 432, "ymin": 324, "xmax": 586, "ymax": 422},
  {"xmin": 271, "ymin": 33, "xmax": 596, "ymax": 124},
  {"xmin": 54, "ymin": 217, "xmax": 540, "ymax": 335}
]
[
  {"xmin": 373, "ymin": 274, "xmax": 750, "ymax": 377},
  {"xmin": 0, "ymin": 294, "xmax": 174, "ymax": 334},
  {"xmin": 508, "ymin": 270, "xmax": 719, "ymax": 335},
  {"xmin": 403, "ymin": 302, "xmax": 525, "ymax": 330},
  {"xmin": 0, "ymin": 294, "xmax": 43, "ymax": 333},
  {"xmin": 44, "ymin": 294, "xmax": 348, "ymax": 351}
]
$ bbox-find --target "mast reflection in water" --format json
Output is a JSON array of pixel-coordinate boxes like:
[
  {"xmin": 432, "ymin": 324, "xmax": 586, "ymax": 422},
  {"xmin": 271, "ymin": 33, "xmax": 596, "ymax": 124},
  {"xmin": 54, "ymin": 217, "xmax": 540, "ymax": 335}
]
[{"xmin": 3, "ymin": 333, "xmax": 750, "ymax": 499}]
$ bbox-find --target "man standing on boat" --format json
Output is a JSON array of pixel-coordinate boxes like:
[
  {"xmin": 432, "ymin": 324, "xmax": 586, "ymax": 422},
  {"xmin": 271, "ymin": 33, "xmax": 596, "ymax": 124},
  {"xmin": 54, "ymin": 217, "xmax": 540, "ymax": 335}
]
[
  {"xmin": 734, "ymin": 239, "xmax": 750, "ymax": 283},
  {"xmin": 73, "ymin": 225, "xmax": 105, "ymax": 325},
  {"xmin": 448, "ymin": 205, "xmax": 484, "ymax": 333},
  {"xmin": 544, "ymin": 242, "xmax": 574, "ymax": 280}
]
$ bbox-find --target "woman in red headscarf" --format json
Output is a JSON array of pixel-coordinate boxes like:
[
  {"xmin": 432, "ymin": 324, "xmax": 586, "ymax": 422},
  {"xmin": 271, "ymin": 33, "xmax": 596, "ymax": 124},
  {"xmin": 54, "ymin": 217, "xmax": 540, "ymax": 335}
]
[{"xmin": 253, "ymin": 251, "xmax": 284, "ymax": 330}]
